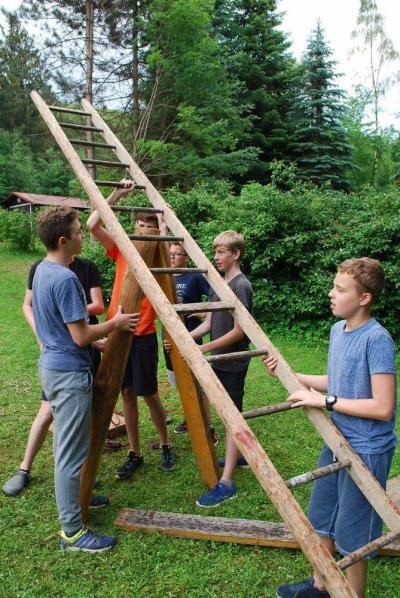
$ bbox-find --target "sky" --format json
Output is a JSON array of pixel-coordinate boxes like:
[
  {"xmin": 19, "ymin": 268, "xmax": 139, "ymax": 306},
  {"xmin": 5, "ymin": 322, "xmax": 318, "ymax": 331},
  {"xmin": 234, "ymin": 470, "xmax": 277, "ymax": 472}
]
[{"xmin": 1, "ymin": 0, "xmax": 399, "ymax": 128}]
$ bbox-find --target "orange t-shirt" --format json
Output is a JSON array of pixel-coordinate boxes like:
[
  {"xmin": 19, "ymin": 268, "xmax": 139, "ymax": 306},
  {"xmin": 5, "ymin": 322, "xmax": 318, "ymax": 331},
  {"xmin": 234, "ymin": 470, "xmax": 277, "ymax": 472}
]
[{"xmin": 106, "ymin": 244, "xmax": 156, "ymax": 336}]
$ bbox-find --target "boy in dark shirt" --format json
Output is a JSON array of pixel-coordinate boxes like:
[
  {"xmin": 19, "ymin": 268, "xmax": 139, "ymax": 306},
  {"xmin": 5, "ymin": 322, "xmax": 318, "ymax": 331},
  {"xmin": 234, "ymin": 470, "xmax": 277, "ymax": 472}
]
[{"xmin": 190, "ymin": 231, "xmax": 253, "ymax": 507}]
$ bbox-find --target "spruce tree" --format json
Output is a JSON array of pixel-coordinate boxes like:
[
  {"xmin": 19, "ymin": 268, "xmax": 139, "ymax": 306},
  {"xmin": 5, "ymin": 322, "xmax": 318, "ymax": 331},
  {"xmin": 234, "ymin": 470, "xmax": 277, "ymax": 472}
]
[
  {"xmin": 289, "ymin": 22, "xmax": 352, "ymax": 191},
  {"xmin": 213, "ymin": 0, "xmax": 298, "ymax": 183}
]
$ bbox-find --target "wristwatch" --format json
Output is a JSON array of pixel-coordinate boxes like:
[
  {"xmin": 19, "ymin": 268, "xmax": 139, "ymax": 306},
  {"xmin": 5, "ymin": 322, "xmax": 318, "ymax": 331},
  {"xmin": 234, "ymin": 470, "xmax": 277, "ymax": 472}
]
[{"xmin": 325, "ymin": 394, "xmax": 338, "ymax": 412}]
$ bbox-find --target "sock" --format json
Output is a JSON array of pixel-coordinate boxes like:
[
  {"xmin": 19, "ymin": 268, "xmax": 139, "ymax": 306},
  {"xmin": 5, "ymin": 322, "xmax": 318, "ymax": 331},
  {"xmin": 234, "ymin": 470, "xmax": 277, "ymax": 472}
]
[
  {"xmin": 220, "ymin": 479, "xmax": 234, "ymax": 488},
  {"xmin": 18, "ymin": 469, "xmax": 30, "ymax": 475}
]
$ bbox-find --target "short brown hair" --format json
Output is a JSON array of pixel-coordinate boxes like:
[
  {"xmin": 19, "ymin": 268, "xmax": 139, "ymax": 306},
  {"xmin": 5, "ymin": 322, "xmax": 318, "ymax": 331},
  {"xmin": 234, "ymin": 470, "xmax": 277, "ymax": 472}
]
[
  {"xmin": 36, "ymin": 207, "xmax": 78, "ymax": 250},
  {"xmin": 134, "ymin": 212, "xmax": 159, "ymax": 228},
  {"xmin": 213, "ymin": 230, "xmax": 245, "ymax": 256},
  {"xmin": 337, "ymin": 258, "xmax": 385, "ymax": 303}
]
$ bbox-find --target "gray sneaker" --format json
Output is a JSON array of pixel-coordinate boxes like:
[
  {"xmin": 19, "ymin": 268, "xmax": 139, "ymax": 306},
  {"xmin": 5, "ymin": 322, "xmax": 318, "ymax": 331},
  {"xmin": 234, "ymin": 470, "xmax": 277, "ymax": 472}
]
[{"xmin": 3, "ymin": 470, "xmax": 31, "ymax": 497}]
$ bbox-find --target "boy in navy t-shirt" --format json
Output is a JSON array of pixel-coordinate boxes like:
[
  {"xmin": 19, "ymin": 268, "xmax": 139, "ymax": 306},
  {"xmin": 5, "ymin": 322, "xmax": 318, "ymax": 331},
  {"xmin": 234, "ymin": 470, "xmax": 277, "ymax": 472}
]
[{"xmin": 264, "ymin": 258, "xmax": 397, "ymax": 598}]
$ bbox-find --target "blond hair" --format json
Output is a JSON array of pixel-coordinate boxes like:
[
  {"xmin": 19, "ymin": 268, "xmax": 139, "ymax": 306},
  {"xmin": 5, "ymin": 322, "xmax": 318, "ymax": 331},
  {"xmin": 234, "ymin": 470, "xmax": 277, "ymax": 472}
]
[
  {"xmin": 213, "ymin": 230, "xmax": 245, "ymax": 255},
  {"xmin": 337, "ymin": 258, "xmax": 384, "ymax": 303}
]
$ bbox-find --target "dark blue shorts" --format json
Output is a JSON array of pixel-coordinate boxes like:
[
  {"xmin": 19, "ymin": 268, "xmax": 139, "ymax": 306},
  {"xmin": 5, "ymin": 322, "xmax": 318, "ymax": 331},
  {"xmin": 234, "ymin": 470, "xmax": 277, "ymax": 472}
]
[
  {"xmin": 308, "ymin": 444, "xmax": 395, "ymax": 557},
  {"xmin": 123, "ymin": 333, "xmax": 158, "ymax": 397},
  {"xmin": 212, "ymin": 367, "xmax": 248, "ymax": 413}
]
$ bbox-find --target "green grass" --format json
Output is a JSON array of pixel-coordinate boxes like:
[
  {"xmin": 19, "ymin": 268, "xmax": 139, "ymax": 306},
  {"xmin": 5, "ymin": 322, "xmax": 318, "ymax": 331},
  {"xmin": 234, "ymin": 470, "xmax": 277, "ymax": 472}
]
[{"xmin": 0, "ymin": 244, "xmax": 399, "ymax": 597}]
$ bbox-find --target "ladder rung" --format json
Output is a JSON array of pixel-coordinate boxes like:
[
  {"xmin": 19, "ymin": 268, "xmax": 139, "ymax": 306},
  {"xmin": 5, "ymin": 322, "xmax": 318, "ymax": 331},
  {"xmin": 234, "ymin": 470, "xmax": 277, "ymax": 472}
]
[
  {"xmin": 69, "ymin": 138, "xmax": 116, "ymax": 149},
  {"xmin": 111, "ymin": 206, "xmax": 162, "ymax": 214},
  {"xmin": 95, "ymin": 180, "xmax": 146, "ymax": 189},
  {"xmin": 150, "ymin": 268, "xmax": 207, "ymax": 274},
  {"xmin": 337, "ymin": 530, "xmax": 400, "ymax": 570},
  {"xmin": 242, "ymin": 402, "xmax": 302, "ymax": 419},
  {"xmin": 82, "ymin": 158, "xmax": 130, "ymax": 168},
  {"xmin": 173, "ymin": 302, "xmax": 234, "ymax": 314},
  {"xmin": 59, "ymin": 122, "xmax": 102, "ymax": 132},
  {"xmin": 285, "ymin": 460, "xmax": 351, "ymax": 489},
  {"xmin": 128, "ymin": 235, "xmax": 184, "ymax": 242},
  {"xmin": 49, "ymin": 105, "xmax": 91, "ymax": 116},
  {"xmin": 206, "ymin": 348, "xmax": 269, "ymax": 363}
]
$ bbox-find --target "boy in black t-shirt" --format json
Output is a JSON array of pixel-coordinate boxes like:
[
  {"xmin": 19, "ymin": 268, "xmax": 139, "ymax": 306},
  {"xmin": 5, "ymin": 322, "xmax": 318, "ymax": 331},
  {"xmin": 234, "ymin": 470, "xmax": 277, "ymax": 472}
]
[{"xmin": 190, "ymin": 231, "xmax": 253, "ymax": 507}]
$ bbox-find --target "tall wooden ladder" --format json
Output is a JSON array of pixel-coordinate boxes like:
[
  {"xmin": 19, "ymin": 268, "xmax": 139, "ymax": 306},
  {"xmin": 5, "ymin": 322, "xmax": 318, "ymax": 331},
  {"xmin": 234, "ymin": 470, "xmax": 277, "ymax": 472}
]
[{"xmin": 31, "ymin": 90, "xmax": 400, "ymax": 598}]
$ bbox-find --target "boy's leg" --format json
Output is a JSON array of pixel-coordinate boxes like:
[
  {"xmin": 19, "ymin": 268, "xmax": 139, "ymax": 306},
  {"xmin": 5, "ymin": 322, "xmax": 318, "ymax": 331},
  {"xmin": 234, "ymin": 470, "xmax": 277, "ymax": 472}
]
[
  {"xmin": 20, "ymin": 394, "xmax": 53, "ymax": 472},
  {"xmin": 144, "ymin": 393, "xmax": 168, "ymax": 445},
  {"xmin": 346, "ymin": 560, "xmax": 367, "ymax": 598},
  {"xmin": 122, "ymin": 387, "xmax": 141, "ymax": 455},
  {"xmin": 41, "ymin": 368, "xmax": 92, "ymax": 535},
  {"xmin": 221, "ymin": 432, "xmax": 240, "ymax": 482}
]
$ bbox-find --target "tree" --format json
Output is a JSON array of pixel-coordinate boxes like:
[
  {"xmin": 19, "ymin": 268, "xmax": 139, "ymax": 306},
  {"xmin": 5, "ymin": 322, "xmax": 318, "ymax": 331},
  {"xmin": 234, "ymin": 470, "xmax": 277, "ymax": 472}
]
[
  {"xmin": 213, "ymin": 0, "xmax": 298, "ymax": 183},
  {"xmin": 289, "ymin": 22, "xmax": 352, "ymax": 191},
  {"xmin": 0, "ymin": 10, "xmax": 53, "ymax": 151}
]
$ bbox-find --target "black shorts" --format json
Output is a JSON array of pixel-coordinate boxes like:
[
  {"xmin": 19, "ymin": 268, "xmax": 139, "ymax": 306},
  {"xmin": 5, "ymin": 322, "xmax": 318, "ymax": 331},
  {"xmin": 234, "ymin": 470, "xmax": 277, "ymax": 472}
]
[
  {"xmin": 212, "ymin": 367, "xmax": 248, "ymax": 412},
  {"xmin": 123, "ymin": 333, "xmax": 158, "ymax": 396}
]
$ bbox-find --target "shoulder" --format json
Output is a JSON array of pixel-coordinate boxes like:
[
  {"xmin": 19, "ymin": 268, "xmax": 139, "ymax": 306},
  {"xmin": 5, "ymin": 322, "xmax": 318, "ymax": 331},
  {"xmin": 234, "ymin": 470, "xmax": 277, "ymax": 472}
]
[
  {"xmin": 234, "ymin": 274, "xmax": 252, "ymax": 292},
  {"xmin": 366, "ymin": 322, "xmax": 395, "ymax": 347}
]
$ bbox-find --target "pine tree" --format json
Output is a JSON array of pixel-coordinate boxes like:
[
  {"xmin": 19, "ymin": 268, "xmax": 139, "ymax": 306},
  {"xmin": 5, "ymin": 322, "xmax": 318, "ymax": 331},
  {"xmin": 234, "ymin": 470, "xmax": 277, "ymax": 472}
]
[
  {"xmin": 213, "ymin": 0, "xmax": 298, "ymax": 183},
  {"xmin": 289, "ymin": 21, "xmax": 352, "ymax": 191}
]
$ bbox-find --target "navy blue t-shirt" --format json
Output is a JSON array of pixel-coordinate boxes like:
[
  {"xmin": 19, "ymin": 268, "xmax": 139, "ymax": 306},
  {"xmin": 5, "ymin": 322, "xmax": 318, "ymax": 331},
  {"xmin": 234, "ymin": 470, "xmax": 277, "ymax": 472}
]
[{"xmin": 175, "ymin": 273, "xmax": 209, "ymax": 332}]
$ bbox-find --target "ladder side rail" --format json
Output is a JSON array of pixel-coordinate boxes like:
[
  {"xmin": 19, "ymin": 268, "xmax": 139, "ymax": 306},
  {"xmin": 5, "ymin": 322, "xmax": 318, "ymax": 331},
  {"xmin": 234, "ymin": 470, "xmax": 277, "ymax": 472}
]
[
  {"xmin": 33, "ymin": 91, "xmax": 355, "ymax": 598},
  {"xmin": 82, "ymin": 97, "xmax": 400, "ymax": 531}
]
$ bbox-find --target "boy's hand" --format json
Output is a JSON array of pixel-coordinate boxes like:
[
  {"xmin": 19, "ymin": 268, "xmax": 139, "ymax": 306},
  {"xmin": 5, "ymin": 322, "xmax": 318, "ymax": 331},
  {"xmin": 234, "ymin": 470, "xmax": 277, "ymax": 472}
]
[
  {"xmin": 163, "ymin": 338, "xmax": 171, "ymax": 352},
  {"xmin": 263, "ymin": 354, "xmax": 278, "ymax": 377},
  {"xmin": 287, "ymin": 388, "xmax": 325, "ymax": 409},
  {"xmin": 114, "ymin": 178, "xmax": 136, "ymax": 202},
  {"xmin": 112, "ymin": 305, "xmax": 139, "ymax": 332}
]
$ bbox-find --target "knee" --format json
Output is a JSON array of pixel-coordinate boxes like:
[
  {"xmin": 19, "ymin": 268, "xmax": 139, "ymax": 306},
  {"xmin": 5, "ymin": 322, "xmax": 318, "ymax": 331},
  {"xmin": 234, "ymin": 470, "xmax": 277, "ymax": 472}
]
[{"xmin": 122, "ymin": 388, "xmax": 137, "ymax": 405}]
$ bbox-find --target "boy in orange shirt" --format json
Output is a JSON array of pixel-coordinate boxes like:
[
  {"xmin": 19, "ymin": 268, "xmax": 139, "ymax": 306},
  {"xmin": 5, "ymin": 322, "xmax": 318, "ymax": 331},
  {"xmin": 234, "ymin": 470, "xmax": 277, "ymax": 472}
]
[{"xmin": 87, "ymin": 181, "xmax": 176, "ymax": 475}]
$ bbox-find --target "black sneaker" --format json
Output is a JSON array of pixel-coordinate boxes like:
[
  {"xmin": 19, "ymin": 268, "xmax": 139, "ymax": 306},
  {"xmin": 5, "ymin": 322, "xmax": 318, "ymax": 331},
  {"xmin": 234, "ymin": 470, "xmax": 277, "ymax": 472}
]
[
  {"xmin": 174, "ymin": 421, "xmax": 188, "ymax": 434},
  {"xmin": 115, "ymin": 451, "xmax": 144, "ymax": 480},
  {"xmin": 276, "ymin": 578, "xmax": 330, "ymax": 598},
  {"xmin": 160, "ymin": 445, "xmax": 176, "ymax": 472}
]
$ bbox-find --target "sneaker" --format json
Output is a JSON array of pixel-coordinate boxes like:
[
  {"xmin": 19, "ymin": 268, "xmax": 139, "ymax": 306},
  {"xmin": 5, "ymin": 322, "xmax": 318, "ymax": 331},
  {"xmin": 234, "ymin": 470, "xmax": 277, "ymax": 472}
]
[
  {"xmin": 174, "ymin": 421, "xmax": 188, "ymax": 434},
  {"xmin": 196, "ymin": 481, "xmax": 237, "ymax": 507},
  {"xmin": 160, "ymin": 445, "xmax": 176, "ymax": 472},
  {"xmin": 2, "ymin": 469, "xmax": 31, "ymax": 497},
  {"xmin": 89, "ymin": 495, "xmax": 109, "ymax": 509},
  {"xmin": 209, "ymin": 426, "xmax": 219, "ymax": 446},
  {"xmin": 217, "ymin": 456, "xmax": 249, "ymax": 469},
  {"xmin": 276, "ymin": 578, "xmax": 329, "ymax": 598},
  {"xmin": 115, "ymin": 451, "xmax": 144, "ymax": 480},
  {"xmin": 165, "ymin": 411, "xmax": 173, "ymax": 425},
  {"xmin": 60, "ymin": 528, "xmax": 116, "ymax": 553}
]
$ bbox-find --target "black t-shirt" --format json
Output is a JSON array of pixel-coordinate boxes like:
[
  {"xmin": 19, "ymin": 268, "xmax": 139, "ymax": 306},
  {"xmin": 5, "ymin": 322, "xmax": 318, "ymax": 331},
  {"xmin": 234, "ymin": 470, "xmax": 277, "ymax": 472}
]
[
  {"xmin": 28, "ymin": 257, "xmax": 102, "ymax": 324},
  {"xmin": 174, "ymin": 272, "xmax": 210, "ymax": 333},
  {"xmin": 209, "ymin": 272, "xmax": 253, "ymax": 372}
]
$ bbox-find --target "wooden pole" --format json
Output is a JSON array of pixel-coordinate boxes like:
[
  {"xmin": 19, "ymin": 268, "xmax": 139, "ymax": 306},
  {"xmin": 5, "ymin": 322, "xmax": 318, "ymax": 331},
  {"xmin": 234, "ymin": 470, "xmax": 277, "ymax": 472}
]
[
  {"xmin": 80, "ymin": 228, "xmax": 158, "ymax": 522},
  {"xmin": 152, "ymin": 242, "xmax": 219, "ymax": 488}
]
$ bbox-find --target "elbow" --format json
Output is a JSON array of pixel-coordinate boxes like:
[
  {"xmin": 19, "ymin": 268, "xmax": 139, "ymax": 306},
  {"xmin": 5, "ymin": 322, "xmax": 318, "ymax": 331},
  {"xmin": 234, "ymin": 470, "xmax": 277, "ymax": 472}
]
[
  {"xmin": 380, "ymin": 410, "xmax": 394, "ymax": 422},
  {"xmin": 91, "ymin": 302, "xmax": 105, "ymax": 316},
  {"xmin": 71, "ymin": 334, "xmax": 87, "ymax": 348}
]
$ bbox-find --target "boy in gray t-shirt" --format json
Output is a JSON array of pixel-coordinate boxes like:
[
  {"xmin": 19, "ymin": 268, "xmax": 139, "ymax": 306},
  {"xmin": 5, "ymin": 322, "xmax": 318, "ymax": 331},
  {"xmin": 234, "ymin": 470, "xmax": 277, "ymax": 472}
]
[
  {"xmin": 264, "ymin": 258, "xmax": 397, "ymax": 598},
  {"xmin": 190, "ymin": 230, "xmax": 253, "ymax": 508}
]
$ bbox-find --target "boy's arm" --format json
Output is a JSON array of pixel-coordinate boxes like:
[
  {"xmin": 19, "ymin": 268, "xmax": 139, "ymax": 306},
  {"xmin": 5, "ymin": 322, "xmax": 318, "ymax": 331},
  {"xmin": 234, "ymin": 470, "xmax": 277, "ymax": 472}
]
[
  {"xmin": 86, "ymin": 179, "xmax": 136, "ymax": 250},
  {"xmin": 67, "ymin": 305, "xmax": 139, "ymax": 347},
  {"xmin": 190, "ymin": 312, "xmax": 212, "ymax": 341},
  {"xmin": 286, "ymin": 374, "xmax": 395, "ymax": 422},
  {"xmin": 22, "ymin": 289, "xmax": 42, "ymax": 347},
  {"xmin": 87, "ymin": 286, "xmax": 104, "ymax": 316},
  {"xmin": 263, "ymin": 355, "xmax": 328, "ymax": 392},
  {"xmin": 200, "ymin": 318, "xmax": 244, "ymax": 354}
]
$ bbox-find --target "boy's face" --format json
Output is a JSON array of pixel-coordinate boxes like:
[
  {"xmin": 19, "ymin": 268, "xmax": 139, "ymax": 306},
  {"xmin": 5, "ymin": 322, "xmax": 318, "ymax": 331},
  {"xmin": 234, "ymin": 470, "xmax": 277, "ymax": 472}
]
[
  {"xmin": 329, "ymin": 272, "xmax": 371, "ymax": 319},
  {"xmin": 214, "ymin": 245, "xmax": 239, "ymax": 273},
  {"xmin": 170, "ymin": 244, "xmax": 189, "ymax": 268},
  {"xmin": 60, "ymin": 218, "xmax": 84, "ymax": 255},
  {"xmin": 136, "ymin": 218, "xmax": 159, "ymax": 231}
]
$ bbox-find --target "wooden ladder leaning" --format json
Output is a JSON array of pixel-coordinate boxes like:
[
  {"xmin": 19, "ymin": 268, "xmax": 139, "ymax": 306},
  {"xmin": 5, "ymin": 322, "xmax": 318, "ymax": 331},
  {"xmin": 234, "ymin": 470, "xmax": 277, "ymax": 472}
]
[{"xmin": 31, "ymin": 90, "xmax": 400, "ymax": 598}]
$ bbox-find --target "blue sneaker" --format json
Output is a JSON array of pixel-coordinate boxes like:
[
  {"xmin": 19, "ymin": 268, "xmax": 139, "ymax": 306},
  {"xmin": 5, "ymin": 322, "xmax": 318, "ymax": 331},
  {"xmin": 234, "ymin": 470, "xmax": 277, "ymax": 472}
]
[
  {"xmin": 196, "ymin": 481, "xmax": 237, "ymax": 507},
  {"xmin": 276, "ymin": 578, "xmax": 329, "ymax": 598},
  {"xmin": 217, "ymin": 456, "xmax": 249, "ymax": 469},
  {"xmin": 89, "ymin": 495, "xmax": 109, "ymax": 509},
  {"xmin": 60, "ymin": 528, "xmax": 116, "ymax": 553}
]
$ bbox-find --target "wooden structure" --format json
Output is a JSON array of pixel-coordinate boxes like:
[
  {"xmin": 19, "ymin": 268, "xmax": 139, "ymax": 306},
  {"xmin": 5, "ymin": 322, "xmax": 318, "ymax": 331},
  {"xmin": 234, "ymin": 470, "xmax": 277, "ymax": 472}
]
[{"xmin": 32, "ymin": 90, "xmax": 400, "ymax": 598}]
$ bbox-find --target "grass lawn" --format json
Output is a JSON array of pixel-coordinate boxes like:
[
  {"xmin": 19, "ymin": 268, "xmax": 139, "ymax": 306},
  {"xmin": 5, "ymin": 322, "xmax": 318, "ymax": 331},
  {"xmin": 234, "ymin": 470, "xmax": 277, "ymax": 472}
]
[{"xmin": 0, "ymin": 244, "xmax": 399, "ymax": 597}]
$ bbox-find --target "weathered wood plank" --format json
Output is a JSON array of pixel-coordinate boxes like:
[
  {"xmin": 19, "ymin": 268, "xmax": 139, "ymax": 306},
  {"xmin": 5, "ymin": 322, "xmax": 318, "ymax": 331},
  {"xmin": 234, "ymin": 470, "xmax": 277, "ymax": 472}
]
[
  {"xmin": 173, "ymin": 301, "xmax": 233, "ymax": 313},
  {"xmin": 206, "ymin": 348, "xmax": 268, "ymax": 363},
  {"xmin": 114, "ymin": 509, "xmax": 400, "ymax": 557}
]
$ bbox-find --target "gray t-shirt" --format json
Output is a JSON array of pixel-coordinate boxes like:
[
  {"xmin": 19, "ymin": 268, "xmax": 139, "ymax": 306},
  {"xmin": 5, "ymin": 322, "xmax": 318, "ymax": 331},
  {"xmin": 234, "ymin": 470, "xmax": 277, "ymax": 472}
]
[
  {"xmin": 209, "ymin": 272, "xmax": 253, "ymax": 372},
  {"xmin": 328, "ymin": 318, "xmax": 397, "ymax": 454},
  {"xmin": 32, "ymin": 259, "xmax": 92, "ymax": 372}
]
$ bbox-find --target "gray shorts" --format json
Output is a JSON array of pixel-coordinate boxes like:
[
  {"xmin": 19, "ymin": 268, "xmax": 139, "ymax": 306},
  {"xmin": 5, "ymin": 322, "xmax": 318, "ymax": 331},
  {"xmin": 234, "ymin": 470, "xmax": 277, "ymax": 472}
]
[{"xmin": 308, "ymin": 444, "xmax": 394, "ymax": 557}]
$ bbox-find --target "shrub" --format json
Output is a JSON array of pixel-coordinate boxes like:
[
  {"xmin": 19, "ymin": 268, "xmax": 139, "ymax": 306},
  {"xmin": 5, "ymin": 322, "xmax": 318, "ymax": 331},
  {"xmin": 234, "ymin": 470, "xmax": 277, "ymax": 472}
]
[{"xmin": 0, "ymin": 208, "xmax": 35, "ymax": 251}]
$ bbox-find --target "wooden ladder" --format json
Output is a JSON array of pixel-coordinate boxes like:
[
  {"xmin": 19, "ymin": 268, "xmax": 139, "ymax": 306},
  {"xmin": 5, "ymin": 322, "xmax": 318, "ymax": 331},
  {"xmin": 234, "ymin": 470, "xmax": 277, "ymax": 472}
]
[{"xmin": 31, "ymin": 90, "xmax": 400, "ymax": 598}]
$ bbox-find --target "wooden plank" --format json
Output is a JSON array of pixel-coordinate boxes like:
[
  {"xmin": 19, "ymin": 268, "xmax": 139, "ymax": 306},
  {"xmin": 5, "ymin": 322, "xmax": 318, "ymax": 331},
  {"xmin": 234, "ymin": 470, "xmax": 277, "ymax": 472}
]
[
  {"xmin": 173, "ymin": 301, "xmax": 233, "ymax": 313},
  {"xmin": 94, "ymin": 180, "xmax": 145, "ymax": 189},
  {"xmin": 33, "ymin": 91, "xmax": 356, "ymax": 597},
  {"xmin": 153, "ymin": 243, "xmax": 219, "ymax": 487},
  {"xmin": 150, "ymin": 268, "xmax": 207, "ymax": 274},
  {"xmin": 206, "ymin": 348, "xmax": 268, "ymax": 363},
  {"xmin": 337, "ymin": 530, "xmax": 400, "ymax": 569},
  {"xmin": 285, "ymin": 460, "xmax": 351, "ymax": 489},
  {"xmin": 387, "ymin": 476, "xmax": 400, "ymax": 505},
  {"xmin": 128, "ymin": 234, "xmax": 184, "ymax": 242},
  {"xmin": 81, "ymin": 98, "xmax": 400, "ymax": 539},
  {"xmin": 49, "ymin": 105, "xmax": 91, "ymax": 116},
  {"xmin": 242, "ymin": 402, "xmax": 300, "ymax": 419},
  {"xmin": 111, "ymin": 205, "xmax": 162, "ymax": 214},
  {"xmin": 114, "ymin": 509, "xmax": 400, "ymax": 557},
  {"xmin": 69, "ymin": 138, "xmax": 116, "ymax": 149},
  {"xmin": 59, "ymin": 121, "xmax": 102, "ymax": 132},
  {"xmin": 82, "ymin": 158, "xmax": 130, "ymax": 168}
]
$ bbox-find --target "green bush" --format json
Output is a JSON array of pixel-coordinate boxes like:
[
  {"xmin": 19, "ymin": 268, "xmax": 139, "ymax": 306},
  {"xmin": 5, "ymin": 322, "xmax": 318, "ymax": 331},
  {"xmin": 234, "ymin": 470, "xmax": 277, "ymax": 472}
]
[{"xmin": 0, "ymin": 208, "xmax": 35, "ymax": 251}]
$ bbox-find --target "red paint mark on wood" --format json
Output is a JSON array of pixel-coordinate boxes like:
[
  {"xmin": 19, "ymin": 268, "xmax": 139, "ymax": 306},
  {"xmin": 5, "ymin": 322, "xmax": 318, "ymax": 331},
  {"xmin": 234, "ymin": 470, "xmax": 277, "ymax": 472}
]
[{"xmin": 235, "ymin": 429, "xmax": 256, "ymax": 451}]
